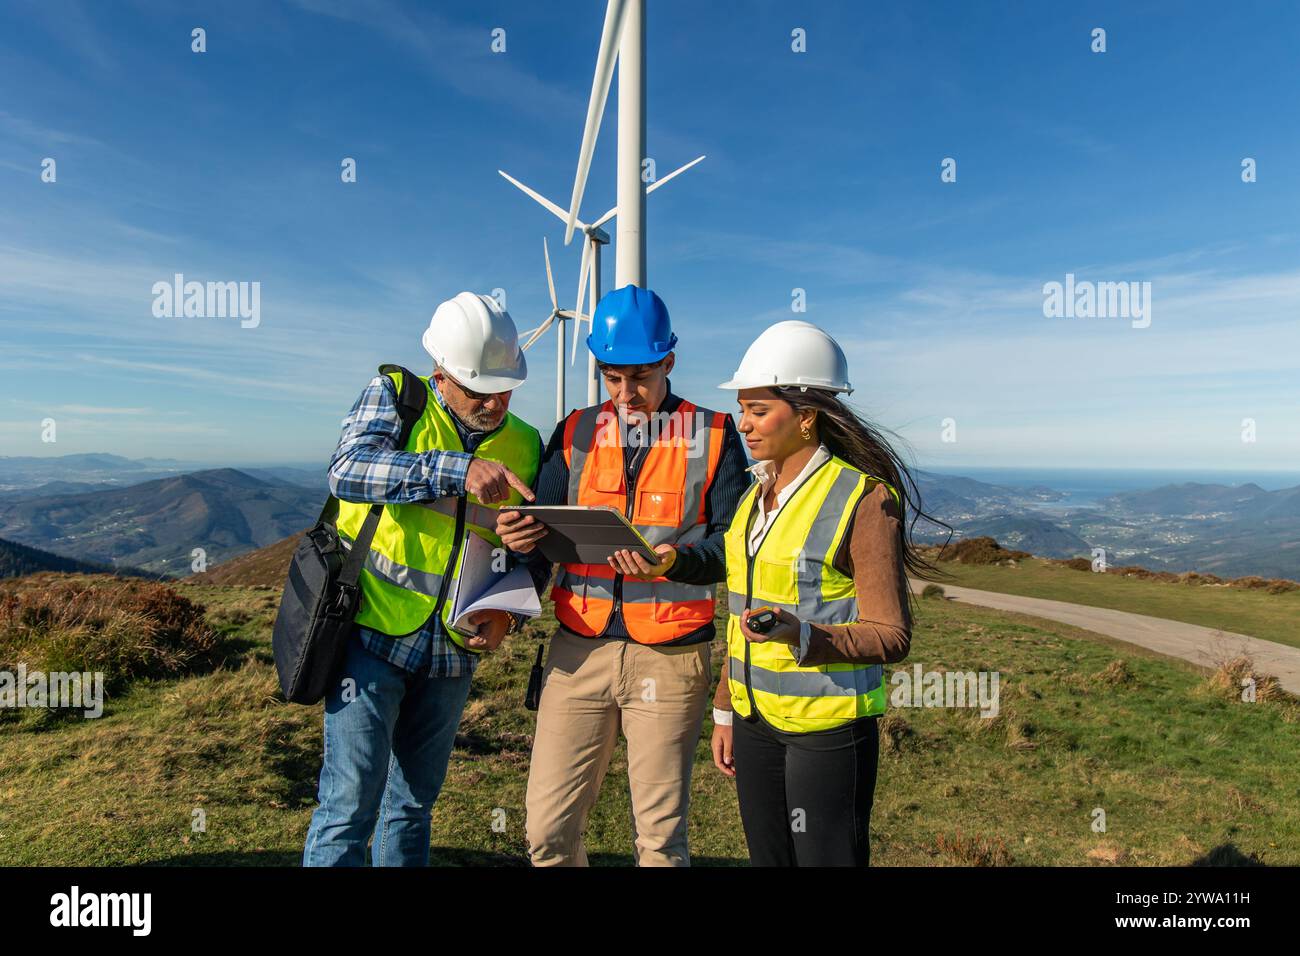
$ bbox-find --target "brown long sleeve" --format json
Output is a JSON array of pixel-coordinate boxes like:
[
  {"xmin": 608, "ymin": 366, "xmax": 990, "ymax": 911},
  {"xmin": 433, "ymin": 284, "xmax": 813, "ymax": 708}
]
[
  {"xmin": 801, "ymin": 480, "xmax": 912, "ymax": 666},
  {"xmin": 713, "ymin": 480, "xmax": 912, "ymax": 711}
]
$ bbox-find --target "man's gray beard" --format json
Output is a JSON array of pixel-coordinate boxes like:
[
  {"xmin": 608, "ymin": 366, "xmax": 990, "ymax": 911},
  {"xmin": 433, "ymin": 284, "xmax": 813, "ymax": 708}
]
[{"xmin": 465, "ymin": 409, "xmax": 505, "ymax": 431}]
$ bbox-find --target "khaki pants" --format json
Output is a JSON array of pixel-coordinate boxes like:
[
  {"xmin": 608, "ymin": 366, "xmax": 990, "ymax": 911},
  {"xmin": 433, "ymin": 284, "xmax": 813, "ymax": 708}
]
[{"xmin": 525, "ymin": 627, "xmax": 711, "ymax": 867}]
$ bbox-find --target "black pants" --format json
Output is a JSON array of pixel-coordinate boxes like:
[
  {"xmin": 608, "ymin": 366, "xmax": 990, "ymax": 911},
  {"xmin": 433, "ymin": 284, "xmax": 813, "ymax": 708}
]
[{"xmin": 732, "ymin": 713, "xmax": 879, "ymax": 866}]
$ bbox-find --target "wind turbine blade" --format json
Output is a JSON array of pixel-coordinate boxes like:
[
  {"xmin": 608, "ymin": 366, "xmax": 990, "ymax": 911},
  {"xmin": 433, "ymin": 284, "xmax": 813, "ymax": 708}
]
[
  {"xmin": 575, "ymin": 249, "xmax": 597, "ymax": 365},
  {"xmin": 571, "ymin": 243, "xmax": 594, "ymax": 366},
  {"xmin": 591, "ymin": 203, "xmax": 618, "ymax": 231},
  {"xmin": 571, "ymin": 311, "xmax": 583, "ymax": 366},
  {"xmin": 588, "ymin": 156, "xmax": 708, "ymax": 230},
  {"xmin": 522, "ymin": 312, "xmax": 558, "ymax": 351},
  {"xmin": 575, "ymin": 238, "xmax": 593, "ymax": 318},
  {"xmin": 646, "ymin": 154, "xmax": 706, "ymax": 195},
  {"xmin": 543, "ymin": 237, "xmax": 557, "ymax": 311},
  {"xmin": 564, "ymin": 0, "xmax": 628, "ymax": 245},
  {"xmin": 499, "ymin": 170, "xmax": 588, "ymax": 229}
]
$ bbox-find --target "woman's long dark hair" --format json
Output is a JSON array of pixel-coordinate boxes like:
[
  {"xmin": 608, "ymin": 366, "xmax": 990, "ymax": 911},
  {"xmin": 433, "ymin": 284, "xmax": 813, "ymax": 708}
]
[{"xmin": 772, "ymin": 385, "xmax": 951, "ymax": 583}]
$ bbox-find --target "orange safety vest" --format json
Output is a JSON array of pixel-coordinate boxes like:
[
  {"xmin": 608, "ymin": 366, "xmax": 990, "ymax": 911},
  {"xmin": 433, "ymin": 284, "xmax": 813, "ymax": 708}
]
[{"xmin": 551, "ymin": 398, "xmax": 728, "ymax": 644}]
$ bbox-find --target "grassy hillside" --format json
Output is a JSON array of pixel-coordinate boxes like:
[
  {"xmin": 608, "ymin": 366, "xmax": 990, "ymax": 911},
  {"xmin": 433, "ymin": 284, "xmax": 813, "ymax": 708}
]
[
  {"xmin": 922, "ymin": 557, "xmax": 1300, "ymax": 650},
  {"xmin": 1, "ymin": 575, "xmax": 1296, "ymax": 866},
  {"xmin": 188, "ymin": 532, "xmax": 302, "ymax": 587}
]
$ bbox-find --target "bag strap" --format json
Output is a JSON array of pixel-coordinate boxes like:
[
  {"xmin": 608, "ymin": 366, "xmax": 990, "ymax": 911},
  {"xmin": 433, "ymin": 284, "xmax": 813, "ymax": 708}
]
[{"xmin": 322, "ymin": 365, "xmax": 430, "ymax": 588}]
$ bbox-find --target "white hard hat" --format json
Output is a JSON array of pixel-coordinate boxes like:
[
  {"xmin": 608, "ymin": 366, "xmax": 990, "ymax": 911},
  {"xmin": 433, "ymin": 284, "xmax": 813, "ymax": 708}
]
[
  {"xmin": 422, "ymin": 292, "xmax": 528, "ymax": 393},
  {"xmin": 717, "ymin": 320, "xmax": 853, "ymax": 394}
]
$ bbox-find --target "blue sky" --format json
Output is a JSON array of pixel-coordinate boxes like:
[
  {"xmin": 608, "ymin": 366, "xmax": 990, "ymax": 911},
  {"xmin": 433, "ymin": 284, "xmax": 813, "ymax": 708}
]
[{"xmin": 2, "ymin": 0, "xmax": 1298, "ymax": 472}]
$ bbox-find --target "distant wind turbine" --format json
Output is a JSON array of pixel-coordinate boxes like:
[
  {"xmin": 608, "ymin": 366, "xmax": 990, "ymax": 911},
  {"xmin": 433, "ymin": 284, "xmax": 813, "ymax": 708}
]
[
  {"xmin": 499, "ymin": 155, "xmax": 704, "ymax": 415},
  {"xmin": 517, "ymin": 237, "xmax": 590, "ymax": 425},
  {"xmin": 502, "ymin": 0, "xmax": 703, "ymax": 417}
]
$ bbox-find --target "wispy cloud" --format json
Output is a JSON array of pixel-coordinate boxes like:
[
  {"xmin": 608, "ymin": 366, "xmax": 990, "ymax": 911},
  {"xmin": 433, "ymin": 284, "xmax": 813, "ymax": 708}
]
[
  {"xmin": 0, "ymin": 110, "xmax": 103, "ymax": 147},
  {"xmin": 8, "ymin": 401, "xmax": 151, "ymax": 416},
  {"xmin": 287, "ymin": 0, "xmax": 581, "ymax": 119},
  {"xmin": 76, "ymin": 355, "xmax": 340, "ymax": 402}
]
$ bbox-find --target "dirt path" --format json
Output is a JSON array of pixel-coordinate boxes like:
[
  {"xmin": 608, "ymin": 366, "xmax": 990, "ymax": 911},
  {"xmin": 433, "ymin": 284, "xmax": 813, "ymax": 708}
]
[{"xmin": 908, "ymin": 580, "xmax": 1300, "ymax": 695}]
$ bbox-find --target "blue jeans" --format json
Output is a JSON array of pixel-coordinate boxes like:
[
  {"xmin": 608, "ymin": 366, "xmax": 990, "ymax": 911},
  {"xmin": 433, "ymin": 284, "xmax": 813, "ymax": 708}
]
[{"xmin": 302, "ymin": 634, "xmax": 472, "ymax": 866}]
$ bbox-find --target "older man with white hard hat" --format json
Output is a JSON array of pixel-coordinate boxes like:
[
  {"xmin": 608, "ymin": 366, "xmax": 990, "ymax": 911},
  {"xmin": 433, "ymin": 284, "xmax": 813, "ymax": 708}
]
[{"xmin": 303, "ymin": 291, "xmax": 546, "ymax": 867}]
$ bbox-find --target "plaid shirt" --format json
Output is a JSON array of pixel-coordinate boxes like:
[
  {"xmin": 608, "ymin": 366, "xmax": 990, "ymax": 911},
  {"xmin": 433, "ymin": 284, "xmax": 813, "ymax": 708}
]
[{"xmin": 327, "ymin": 373, "xmax": 481, "ymax": 678}]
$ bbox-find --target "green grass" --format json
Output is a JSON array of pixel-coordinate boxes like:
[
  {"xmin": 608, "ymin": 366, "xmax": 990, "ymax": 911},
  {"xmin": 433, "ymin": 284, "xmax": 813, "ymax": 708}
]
[
  {"xmin": 0, "ymin": 580, "xmax": 1296, "ymax": 866},
  {"xmin": 923, "ymin": 557, "xmax": 1300, "ymax": 649}
]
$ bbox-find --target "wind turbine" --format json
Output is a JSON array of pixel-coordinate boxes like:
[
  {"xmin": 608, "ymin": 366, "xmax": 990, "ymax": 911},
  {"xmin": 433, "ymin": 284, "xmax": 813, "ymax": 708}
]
[
  {"xmin": 504, "ymin": 0, "xmax": 701, "ymax": 415},
  {"xmin": 517, "ymin": 238, "xmax": 589, "ymax": 425},
  {"xmin": 499, "ymin": 155, "xmax": 705, "ymax": 413}
]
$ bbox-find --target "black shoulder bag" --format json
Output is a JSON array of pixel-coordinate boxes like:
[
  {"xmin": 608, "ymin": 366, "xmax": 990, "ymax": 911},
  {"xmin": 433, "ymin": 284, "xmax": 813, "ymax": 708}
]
[{"xmin": 271, "ymin": 364, "xmax": 428, "ymax": 704}]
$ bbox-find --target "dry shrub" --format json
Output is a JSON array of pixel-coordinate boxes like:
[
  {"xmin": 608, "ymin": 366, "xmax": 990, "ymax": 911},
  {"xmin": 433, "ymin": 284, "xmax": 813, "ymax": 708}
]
[
  {"xmin": 1118, "ymin": 566, "xmax": 1178, "ymax": 582},
  {"xmin": 1225, "ymin": 575, "xmax": 1299, "ymax": 593},
  {"xmin": 0, "ymin": 575, "xmax": 221, "ymax": 692},
  {"xmin": 1005, "ymin": 718, "xmax": 1037, "ymax": 750},
  {"xmin": 1229, "ymin": 576, "xmax": 1270, "ymax": 590},
  {"xmin": 934, "ymin": 829, "xmax": 1013, "ymax": 866},
  {"xmin": 1204, "ymin": 655, "xmax": 1284, "ymax": 703},
  {"xmin": 936, "ymin": 537, "xmax": 1030, "ymax": 566},
  {"xmin": 1050, "ymin": 559, "xmax": 1299, "ymax": 593},
  {"xmin": 1094, "ymin": 659, "xmax": 1134, "ymax": 686}
]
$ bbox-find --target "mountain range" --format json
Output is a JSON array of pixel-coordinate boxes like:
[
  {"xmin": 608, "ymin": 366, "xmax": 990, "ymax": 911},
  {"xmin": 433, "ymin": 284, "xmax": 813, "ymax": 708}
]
[
  {"xmin": 0, "ymin": 454, "xmax": 329, "ymax": 497},
  {"xmin": 901, "ymin": 470, "xmax": 1300, "ymax": 579},
  {"xmin": 1, "ymin": 454, "xmax": 1297, "ymax": 581},
  {"xmin": 0, "ymin": 467, "xmax": 321, "ymax": 577}
]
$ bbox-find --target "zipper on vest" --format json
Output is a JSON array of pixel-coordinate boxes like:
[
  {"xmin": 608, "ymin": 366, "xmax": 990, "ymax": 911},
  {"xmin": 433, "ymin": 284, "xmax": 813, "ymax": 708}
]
[
  {"xmin": 604, "ymin": 464, "xmax": 636, "ymax": 635},
  {"xmin": 601, "ymin": 435, "xmax": 646, "ymax": 638},
  {"xmin": 741, "ymin": 455, "xmax": 834, "ymax": 721},
  {"xmin": 742, "ymin": 498, "xmax": 760, "ymax": 720}
]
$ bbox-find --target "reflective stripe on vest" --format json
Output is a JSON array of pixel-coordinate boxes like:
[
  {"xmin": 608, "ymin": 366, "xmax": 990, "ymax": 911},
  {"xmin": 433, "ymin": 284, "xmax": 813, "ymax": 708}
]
[
  {"xmin": 728, "ymin": 655, "xmax": 883, "ymax": 698},
  {"xmin": 335, "ymin": 371, "xmax": 540, "ymax": 649},
  {"xmin": 340, "ymin": 534, "xmax": 446, "ymax": 596},
  {"xmin": 555, "ymin": 566, "xmax": 715, "ymax": 605},
  {"xmin": 723, "ymin": 454, "xmax": 894, "ymax": 732},
  {"xmin": 551, "ymin": 398, "xmax": 727, "ymax": 644}
]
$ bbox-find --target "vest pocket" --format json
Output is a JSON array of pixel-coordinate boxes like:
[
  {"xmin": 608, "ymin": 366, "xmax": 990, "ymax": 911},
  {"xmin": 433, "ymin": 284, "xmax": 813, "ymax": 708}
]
[
  {"xmin": 636, "ymin": 488, "xmax": 682, "ymax": 526},
  {"xmin": 591, "ymin": 465, "xmax": 624, "ymax": 493},
  {"xmin": 753, "ymin": 554, "xmax": 798, "ymax": 602}
]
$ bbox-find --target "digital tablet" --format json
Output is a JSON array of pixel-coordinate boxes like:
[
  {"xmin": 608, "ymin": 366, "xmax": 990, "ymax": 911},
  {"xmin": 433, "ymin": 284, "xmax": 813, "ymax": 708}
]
[{"xmin": 509, "ymin": 505, "xmax": 659, "ymax": 566}]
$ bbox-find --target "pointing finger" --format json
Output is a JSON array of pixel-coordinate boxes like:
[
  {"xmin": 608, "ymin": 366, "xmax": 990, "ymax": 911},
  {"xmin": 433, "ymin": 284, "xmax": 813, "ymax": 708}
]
[{"xmin": 503, "ymin": 468, "xmax": 536, "ymax": 502}]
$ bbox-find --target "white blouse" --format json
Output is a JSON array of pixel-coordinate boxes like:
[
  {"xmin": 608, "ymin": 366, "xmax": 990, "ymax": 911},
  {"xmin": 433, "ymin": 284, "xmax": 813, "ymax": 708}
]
[{"xmin": 745, "ymin": 443, "xmax": 831, "ymax": 555}]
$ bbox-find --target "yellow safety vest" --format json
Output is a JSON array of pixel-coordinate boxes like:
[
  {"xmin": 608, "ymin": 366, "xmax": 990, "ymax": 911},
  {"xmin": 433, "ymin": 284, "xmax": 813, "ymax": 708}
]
[
  {"xmin": 336, "ymin": 369, "xmax": 540, "ymax": 651},
  {"xmin": 723, "ymin": 453, "xmax": 898, "ymax": 732}
]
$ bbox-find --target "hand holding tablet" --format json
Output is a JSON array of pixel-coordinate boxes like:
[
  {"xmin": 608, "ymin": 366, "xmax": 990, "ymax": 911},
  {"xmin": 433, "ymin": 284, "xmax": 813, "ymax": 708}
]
[{"xmin": 499, "ymin": 505, "xmax": 660, "ymax": 567}]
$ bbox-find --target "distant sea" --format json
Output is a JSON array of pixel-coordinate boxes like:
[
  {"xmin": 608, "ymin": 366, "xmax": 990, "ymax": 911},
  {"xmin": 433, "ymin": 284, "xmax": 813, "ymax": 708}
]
[{"xmin": 923, "ymin": 467, "xmax": 1300, "ymax": 511}]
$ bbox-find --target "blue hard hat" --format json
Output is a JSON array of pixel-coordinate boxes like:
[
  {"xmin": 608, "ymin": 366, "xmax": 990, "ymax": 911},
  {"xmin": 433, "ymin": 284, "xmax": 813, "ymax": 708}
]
[{"xmin": 587, "ymin": 285, "xmax": 678, "ymax": 365}]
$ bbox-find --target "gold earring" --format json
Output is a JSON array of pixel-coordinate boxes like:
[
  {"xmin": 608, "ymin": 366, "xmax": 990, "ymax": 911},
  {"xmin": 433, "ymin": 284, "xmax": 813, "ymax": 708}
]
[{"xmin": 800, "ymin": 424, "xmax": 811, "ymax": 439}]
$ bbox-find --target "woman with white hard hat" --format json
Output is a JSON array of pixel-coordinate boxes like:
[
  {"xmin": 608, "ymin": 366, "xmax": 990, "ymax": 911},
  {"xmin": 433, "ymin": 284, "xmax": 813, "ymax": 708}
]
[{"xmin": 709, "ymin": 320, "xmax": 943, "ymax": 866}]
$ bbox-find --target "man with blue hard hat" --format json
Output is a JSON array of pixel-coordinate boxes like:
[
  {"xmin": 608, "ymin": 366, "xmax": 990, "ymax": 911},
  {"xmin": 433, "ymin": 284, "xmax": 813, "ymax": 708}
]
[
  {"xmin": 588, "ymin": 284, "xmax": 677, "ymax": 363},
  {"xmin": 497, "ymin": 284, "xmax": 750, "ymax": 866}
]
